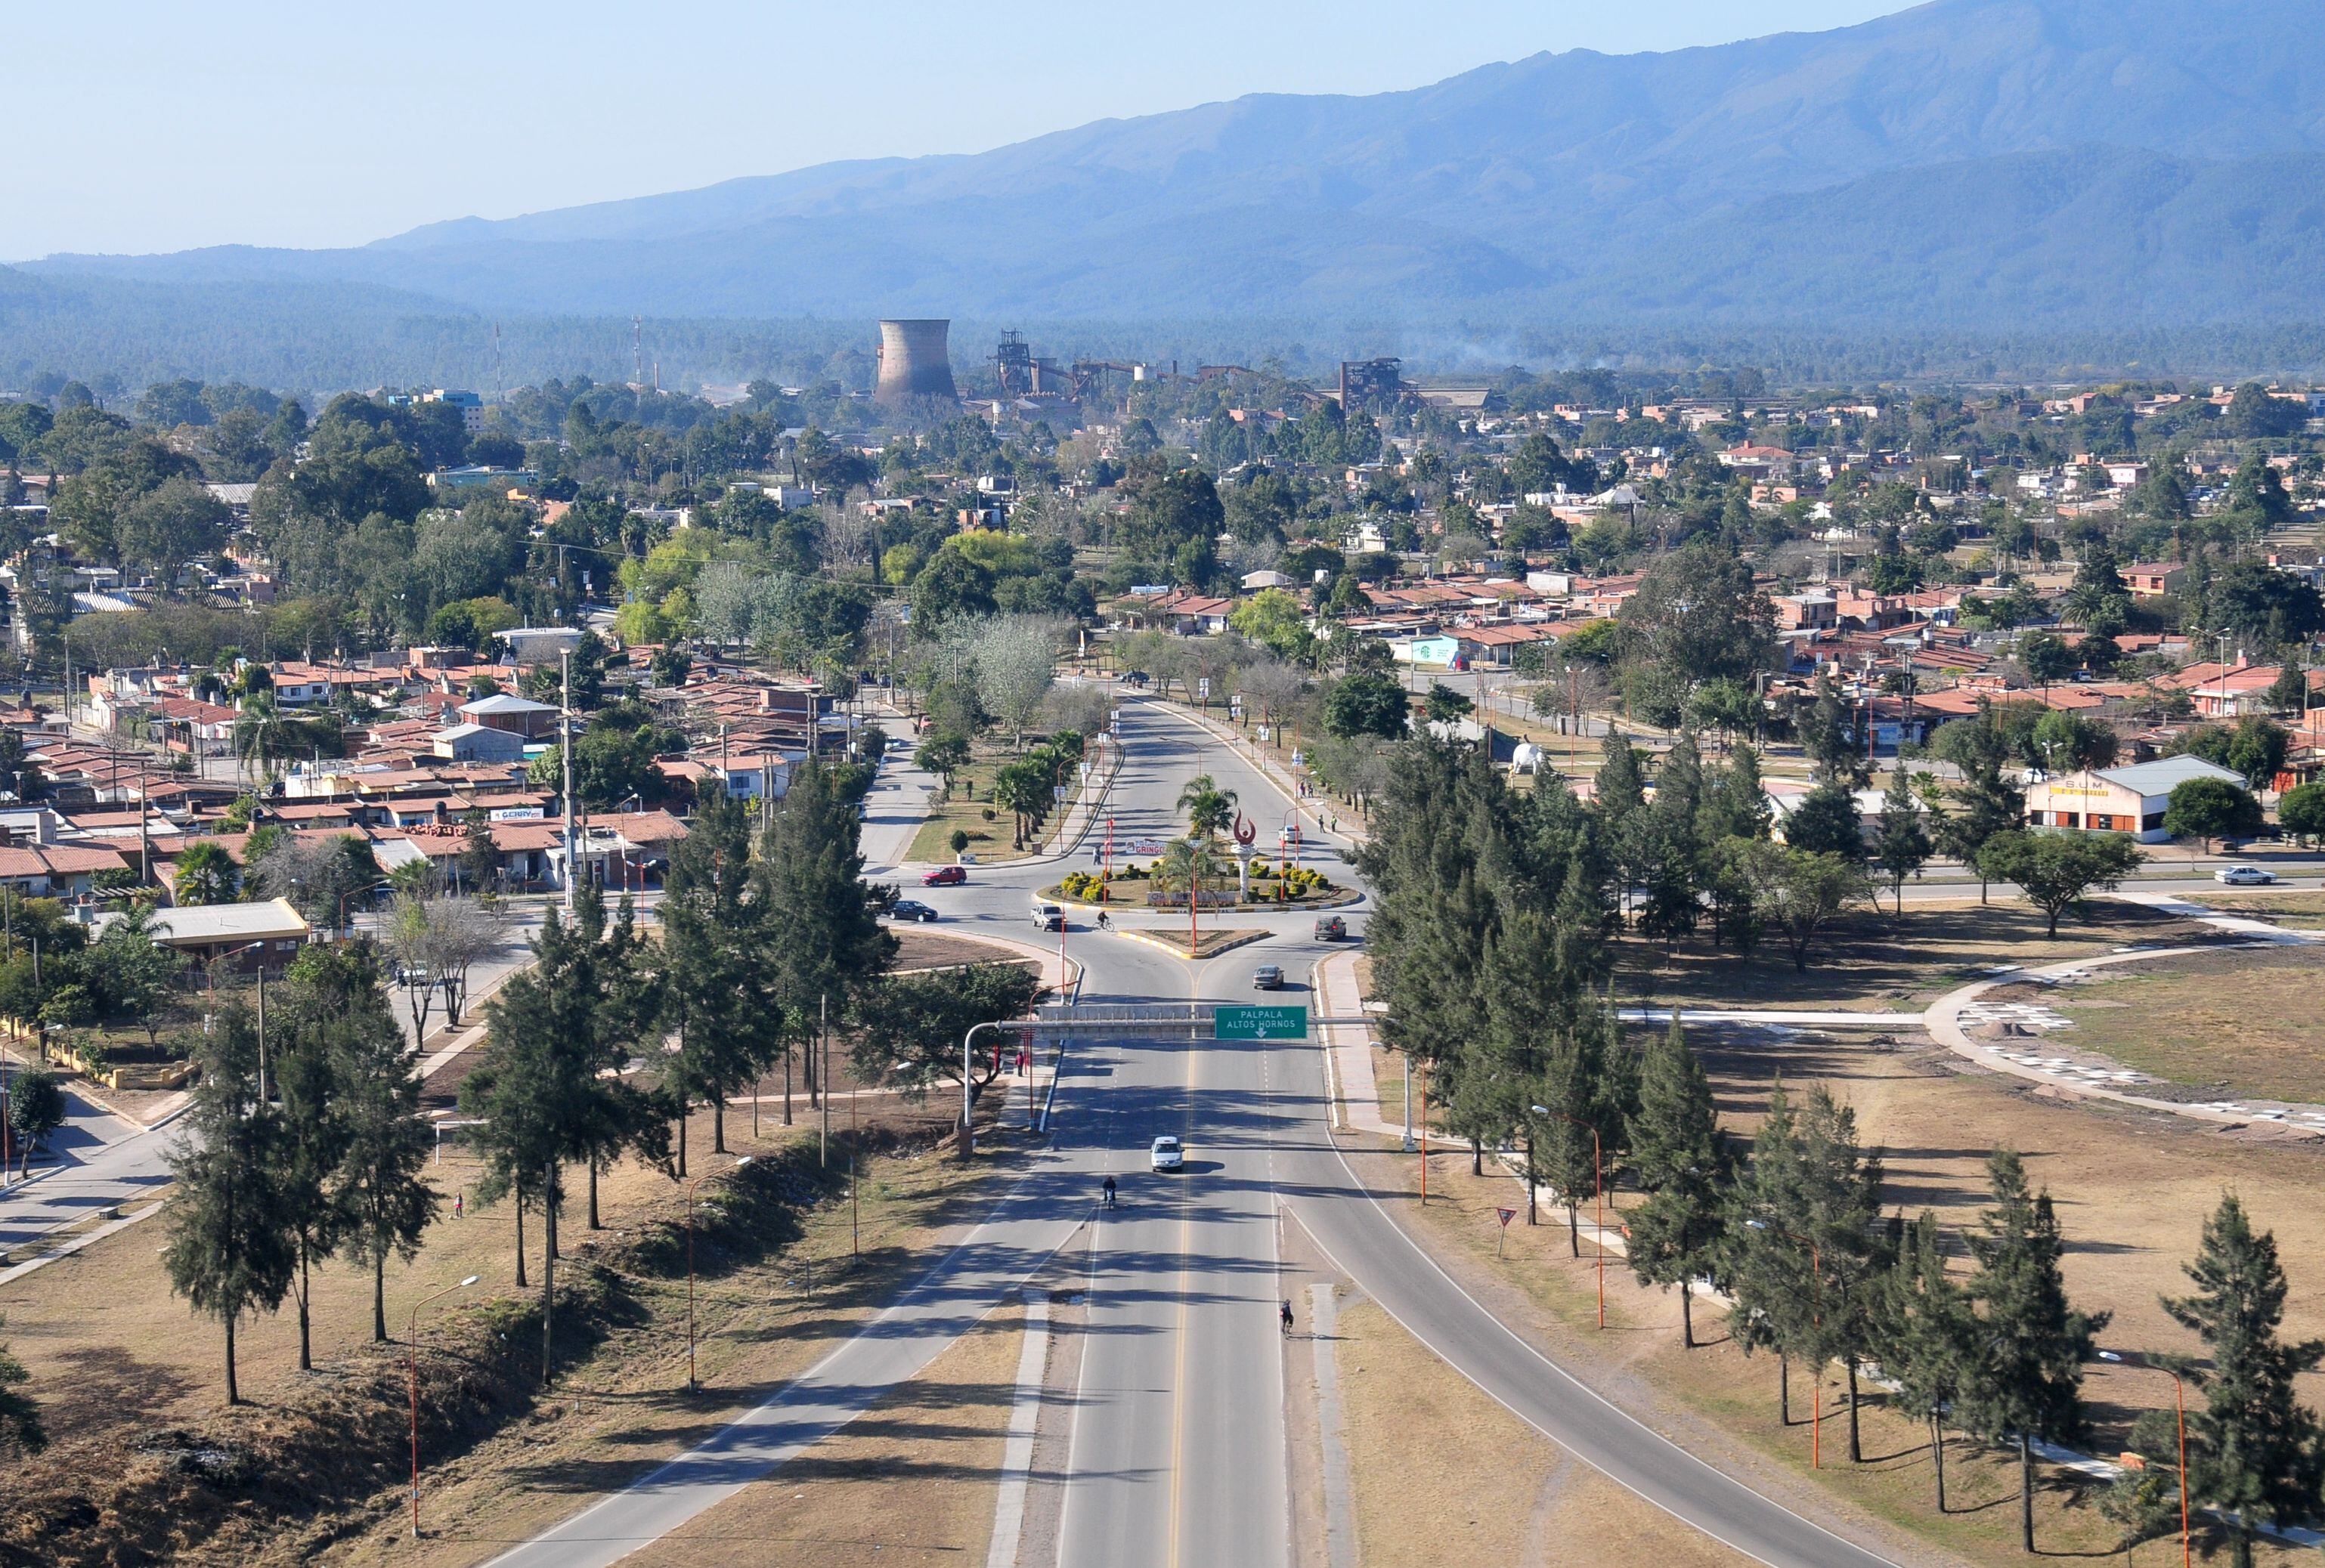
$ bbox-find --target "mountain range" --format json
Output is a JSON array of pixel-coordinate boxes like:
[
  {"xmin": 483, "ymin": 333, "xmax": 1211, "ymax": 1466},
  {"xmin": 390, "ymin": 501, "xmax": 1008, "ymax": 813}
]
[{"xmin": 10, "ymin": 0, "xmax": 2325, "ymax": 384}]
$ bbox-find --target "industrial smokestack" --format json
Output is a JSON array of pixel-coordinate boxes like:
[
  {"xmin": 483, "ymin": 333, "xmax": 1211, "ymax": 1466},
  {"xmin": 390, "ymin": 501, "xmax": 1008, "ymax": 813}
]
[{"xmin": 875, "ymin": 319, "xmax": 958, "ymax": 404}]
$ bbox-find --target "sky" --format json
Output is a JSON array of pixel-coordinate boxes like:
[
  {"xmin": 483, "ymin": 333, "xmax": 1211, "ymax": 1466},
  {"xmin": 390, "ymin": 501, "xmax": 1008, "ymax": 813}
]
[{"xmin": 5, "ymin": 1, "xmax": 1912, "ymax": 260}]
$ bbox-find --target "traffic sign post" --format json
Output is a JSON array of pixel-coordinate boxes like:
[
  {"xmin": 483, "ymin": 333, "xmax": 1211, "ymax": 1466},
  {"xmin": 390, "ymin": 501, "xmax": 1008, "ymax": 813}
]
[{"xmin": 1213, "ymin": 1005, "xmax": 1307, "ymax": 1041}]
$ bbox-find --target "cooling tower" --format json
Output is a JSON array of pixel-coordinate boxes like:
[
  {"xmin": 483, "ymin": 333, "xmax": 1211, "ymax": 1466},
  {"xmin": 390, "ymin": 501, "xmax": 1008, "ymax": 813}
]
[{"xmin": 875, "ymin": 319, "xmax": 958, "ymax": 404}]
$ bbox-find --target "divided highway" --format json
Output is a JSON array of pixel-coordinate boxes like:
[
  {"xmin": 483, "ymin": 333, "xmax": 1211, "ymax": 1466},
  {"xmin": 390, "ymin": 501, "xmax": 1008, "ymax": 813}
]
[{"xmin": 491, "ymin": 695, "xmax": 1900, "ymax": 1568}]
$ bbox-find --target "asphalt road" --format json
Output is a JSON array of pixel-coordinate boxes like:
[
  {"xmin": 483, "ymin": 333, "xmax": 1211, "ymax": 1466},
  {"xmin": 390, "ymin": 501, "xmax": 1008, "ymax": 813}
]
[{"xmin": 490, "ymin": 692, "xmax": 1904, "ymax": 1568}]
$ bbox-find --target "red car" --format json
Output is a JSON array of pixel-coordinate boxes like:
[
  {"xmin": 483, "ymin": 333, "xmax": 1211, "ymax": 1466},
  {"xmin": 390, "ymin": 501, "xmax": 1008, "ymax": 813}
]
[{"xmin": 922, "ymin": 865, "xmax": 967, "ymax": 886}]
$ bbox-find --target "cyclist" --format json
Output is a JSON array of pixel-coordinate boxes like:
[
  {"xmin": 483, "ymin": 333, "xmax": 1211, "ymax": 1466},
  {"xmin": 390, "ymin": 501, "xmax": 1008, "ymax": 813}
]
[
  {"xmin": 1279, "ymin": 1299, "xmax": 1294, "ymax": 1335},
  {"xmin": 1101, "ymin": 1174, "xmax": 1118, "ymax": 1207},
  {"xmin": 1097, "ymin": 911, "xmax": 1113, "ymax": 932}
]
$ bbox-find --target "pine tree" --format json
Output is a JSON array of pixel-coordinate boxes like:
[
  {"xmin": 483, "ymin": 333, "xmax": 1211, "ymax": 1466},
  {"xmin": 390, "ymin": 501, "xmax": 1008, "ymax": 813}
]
[
  {"xmin": 1792, "ymin": 1086, "xmax": 1888, "ymax": 1462},
  {"xmin": 1870, "ymin": 762, "xmax": 1933, "ymax": 914},
  {"xmin": 272, "ymin": 988, "xmax": 351, "ymax": 1372},
  {"xmin": 1534, "ymin": 1009, "xmax": 1613, "ymax": 1257},
  {"xmin": 0, "ymin": 1328, "xmax": 42, "ymax": 1455},
  {"xmin": 1937, "ymin": 759, "xmax": 2024, "ymax": 905},
  {"xmin": 2158, "ymin": 1195, "xmax": 2325, "ymax": 1568},
  {"xmin": 1626, "ymin": 1018, "xmax": 1730, "ymax": 1347},
  {"xmin": 461, "ymin": 891, "xmax": 652, "ymax": 1383},
  {"xmin": 317, "ymin": 944, "xmax": 441, "ymax": 1342},
  {"xmin": 1875, "ymin": 1212, "xmax": 1975, "ymax": 1511},
  {"xmin": 758, "ymin": 759, "xmax": 899, "ymax": 1130},
  {"xmin": 1636, "ymin": 745, "xmax": 1704, "ymax": 945},
  {"xmin": 662, "ymin": 793, "xmax": 784, "ymax": 1158},
  {"xmin": 1958, "ymin": 1149, "xmax": 2106, "ymax": 1554},
  {"xmin": 1728, "ymin": 1081, "xmax": 1814, "ymax": 1424},
  {"xmin": 162, "ymin": 1007, "xmax": 294, "ymax": 1405}
]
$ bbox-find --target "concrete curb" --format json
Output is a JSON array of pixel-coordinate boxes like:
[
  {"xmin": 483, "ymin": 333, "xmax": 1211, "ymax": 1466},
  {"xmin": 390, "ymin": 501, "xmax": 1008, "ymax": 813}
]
[{"xmin": 1107, "ymin": 926, "xmax": 1268, "ymax": 964}]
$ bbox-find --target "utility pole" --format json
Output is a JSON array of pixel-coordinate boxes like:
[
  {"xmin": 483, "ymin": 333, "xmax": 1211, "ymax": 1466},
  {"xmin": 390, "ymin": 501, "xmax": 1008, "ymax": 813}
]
[{"xmin": 560, "ymin": 648, "xmax": 576, "ymax": 914}]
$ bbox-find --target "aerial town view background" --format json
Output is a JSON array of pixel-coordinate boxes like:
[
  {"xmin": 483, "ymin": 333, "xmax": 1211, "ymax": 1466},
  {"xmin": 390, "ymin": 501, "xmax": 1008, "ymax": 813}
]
[{"xmin": 2, "ymin": 2, "xmax": 2323, "ymax": 1564}]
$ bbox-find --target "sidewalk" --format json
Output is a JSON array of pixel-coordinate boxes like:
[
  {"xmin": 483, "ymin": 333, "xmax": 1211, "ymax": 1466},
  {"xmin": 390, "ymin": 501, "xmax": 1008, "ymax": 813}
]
[
  {"xmin": 1314, "ymin": 950, "xmax": 1391, "ymax": 1137},
  {"xmin": 1158, "ymin": 702, "xmax": 1367, "ymax": 849}
]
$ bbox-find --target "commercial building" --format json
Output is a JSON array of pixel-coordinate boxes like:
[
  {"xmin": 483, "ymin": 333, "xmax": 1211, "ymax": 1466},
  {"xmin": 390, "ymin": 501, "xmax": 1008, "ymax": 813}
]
[{"xmin": 2023, "ymin": 755, "xmax": 2244, "ymax": 841}]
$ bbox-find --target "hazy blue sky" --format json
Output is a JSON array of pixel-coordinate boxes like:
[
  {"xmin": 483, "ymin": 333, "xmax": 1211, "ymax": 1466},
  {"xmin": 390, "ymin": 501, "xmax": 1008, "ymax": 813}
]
[{"xmin": 8, "ymin": 1, "xmax": 1912, "ymax": 258}]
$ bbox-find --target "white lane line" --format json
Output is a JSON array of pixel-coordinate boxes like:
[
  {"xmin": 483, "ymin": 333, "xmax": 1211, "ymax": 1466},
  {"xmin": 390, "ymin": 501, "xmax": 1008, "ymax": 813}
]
[
  {"xmin": 1051, "ymin": 1045, "xmax": 1117, "ymax": 1566},
  {"xmin": 986, "ymin": 1296, "xmax": 1051, "ymax": 1568},
  {"xmin": 1297, "ymin": 1125, "xmax": 1898, "ymax": 1568}
]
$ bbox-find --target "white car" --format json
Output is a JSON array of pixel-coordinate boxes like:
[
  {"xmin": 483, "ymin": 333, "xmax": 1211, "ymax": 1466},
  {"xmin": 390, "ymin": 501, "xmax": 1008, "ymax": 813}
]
[
  {"xmin": 2215, "ymin": 865, "xmax": 2277, "ymax": 886},
  {"xmin": 1150, "ymin": 1135, "xmax": 1184, "ymax": 1172}
]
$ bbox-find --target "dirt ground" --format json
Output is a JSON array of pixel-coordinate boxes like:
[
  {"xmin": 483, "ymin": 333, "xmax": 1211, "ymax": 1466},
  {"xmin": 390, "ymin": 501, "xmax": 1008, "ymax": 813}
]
[
  {"xmin": 0, "ymin": 1082, "xmax": 1027, "ymax": 1566},
  {"xmin": 2042, "ymin": 945, "xmax": 2325, "ymax": 1104},
  {"xmin": 892, "ymin": 926, "xmax": 1047, "ymax": 974},
  {"xmin": 1334, "ymin": 1295, "xmax": 1751, "ymax": 1566},
  {"xmin": 1616, "ymin": 897, "xmax": 2215, "ymax": 1013},
  {"xmin": 618, "ymin": 1301, "xmax": 1021, "ymax": 1567},
  {"xmin": 1362, "ymin": 1020, "xmax": 2325, "ymax": 1563}
]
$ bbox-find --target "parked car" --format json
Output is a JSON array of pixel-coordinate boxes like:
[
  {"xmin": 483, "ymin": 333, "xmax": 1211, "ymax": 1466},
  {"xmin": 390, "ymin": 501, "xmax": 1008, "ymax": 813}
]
[
  {"xmin": 889, "ymin": 899, "xmax": 940, "ymax": 922},
  {"xmin": 1312, "ymin": 915, "xmax": 1348, "ymax": 942},
  {"xmin": 1252, "ymin": 963, "xmax": 1284, "ymax": 990},
  {"xmin": 922, "ymin": 865, "xmax": 967, "ymax": 886},
  {"xmin": 1150, "ymin": 1134, "xmax": 1184, "ymax": 1172},
  {"xmin": 1032, "ymin": 901, "xmax": 1065, "ymax": 931},
  {"xmin": 2215, "ymin": 865, "xmax": 2277, "ymax": 886}
]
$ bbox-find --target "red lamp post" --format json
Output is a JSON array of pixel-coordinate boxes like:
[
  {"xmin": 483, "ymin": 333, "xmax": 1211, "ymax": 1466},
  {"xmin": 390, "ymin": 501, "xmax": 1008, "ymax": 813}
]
[{"xmin": 2098, "ymin": 1350, "xmax": 2191, "ymax": 1568}]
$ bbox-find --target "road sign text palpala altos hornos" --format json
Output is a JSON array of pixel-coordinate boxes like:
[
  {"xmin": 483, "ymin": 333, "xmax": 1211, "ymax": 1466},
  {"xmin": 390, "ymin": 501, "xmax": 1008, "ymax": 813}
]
[{"xmin": 1213, "ymin": 1006, "xmax": 1307, "ymax": 1041}]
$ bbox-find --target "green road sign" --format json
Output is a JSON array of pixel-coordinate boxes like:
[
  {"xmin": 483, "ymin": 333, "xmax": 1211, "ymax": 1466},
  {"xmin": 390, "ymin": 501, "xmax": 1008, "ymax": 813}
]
[{"xmin": 1214, "ymin": 1005, "xmax": 1308, "ymax": 1041}]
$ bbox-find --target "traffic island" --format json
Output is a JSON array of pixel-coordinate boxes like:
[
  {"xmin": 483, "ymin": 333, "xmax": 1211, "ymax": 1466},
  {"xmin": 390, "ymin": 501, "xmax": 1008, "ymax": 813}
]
[
  {"xmin": 1041, "ymin": 873, "xmax": 1358, "ymax": 913},
  {"xmin": 1119, "ymin": 927, "xmax": 1270, "ymax": 960}
]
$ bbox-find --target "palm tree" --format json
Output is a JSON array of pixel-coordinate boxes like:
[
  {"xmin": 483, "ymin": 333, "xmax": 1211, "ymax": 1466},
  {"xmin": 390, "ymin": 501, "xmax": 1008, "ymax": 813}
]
[
  {"xmin": 172, "ymin": 840, "xmax": 240, "ymax": 906},
  {"xmin": 231, "ymin": 693, "xmax": 296, "ymax": 784},
  {"xmin": 1175, "ymin": 774, "xmax": 1237, "ymax": 844}
]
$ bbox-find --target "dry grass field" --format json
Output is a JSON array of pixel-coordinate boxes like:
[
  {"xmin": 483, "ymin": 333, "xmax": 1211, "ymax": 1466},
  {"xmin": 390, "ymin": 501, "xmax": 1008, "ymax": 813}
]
[{"xmin": 1364, "ymin": 1020, "xmax": 2325, "ymax": 1563}]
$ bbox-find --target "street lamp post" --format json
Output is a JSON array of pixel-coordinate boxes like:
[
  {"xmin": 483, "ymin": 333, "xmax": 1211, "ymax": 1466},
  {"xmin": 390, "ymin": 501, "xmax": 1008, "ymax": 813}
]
[
  {"xmin": 211, "ymin": 939, "xmax": 274, "ymax": 1101},
  {"xmin": 409, "ymin": 1273, "xmax": 481, "ymax": 1537},
  {"xmin": 688, "ymin": 1157, "xmax": 753, "ymax": 1392},
  {"xmin": 1745, "ymin": 1219, "xmax": 1824, "ymax": 1467},
  {"xmin": 2097, "ymin": 1350, "xmax": 2192, "ymax": 1568},
  {"xmin": 958, "ymin": 1020, "xmax": 1013, "ymax": 1158},
  {"xmin": 1531, "ymin": 1103, "xmax": 1605, "ymax": 1330},
  {"xmin": 336, "ymin": 878, "xmax": 389, "ymax": 937}
]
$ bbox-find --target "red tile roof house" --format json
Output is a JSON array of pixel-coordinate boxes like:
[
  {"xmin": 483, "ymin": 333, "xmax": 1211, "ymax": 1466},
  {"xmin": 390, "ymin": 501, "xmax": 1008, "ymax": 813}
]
[
  {"xmin": 411, "ymin": 809, "xmax": 692, "ymax": 894},
  {"xmin": 2159, "ymin": 660, "xmax": 2284, "ymax": 719},
  {"xmin": 0, "ymin": 841, "xmax": 131, "ymax": 899}
]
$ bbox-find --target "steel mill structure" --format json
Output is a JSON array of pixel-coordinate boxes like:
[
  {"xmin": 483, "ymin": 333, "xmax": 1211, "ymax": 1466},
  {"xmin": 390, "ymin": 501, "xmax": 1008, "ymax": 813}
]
[{"xmin": 875, "ymin": 318, "xmax": 958, "ymax": 404}]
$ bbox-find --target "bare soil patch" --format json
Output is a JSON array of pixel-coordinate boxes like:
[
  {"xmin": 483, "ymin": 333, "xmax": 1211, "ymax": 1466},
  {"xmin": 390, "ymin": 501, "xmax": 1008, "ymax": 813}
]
[
  {"xmin": 1336, "ymin": 1295, "xmax": 1751, "ymax": 1566},
  {"xmin": 620, "ymin": 1301, "xmax": 1021, "ymax": 1567},
  {"xmin": 1616, "ymin": 898, "xmax": 2212, "ymax": 1013}
]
